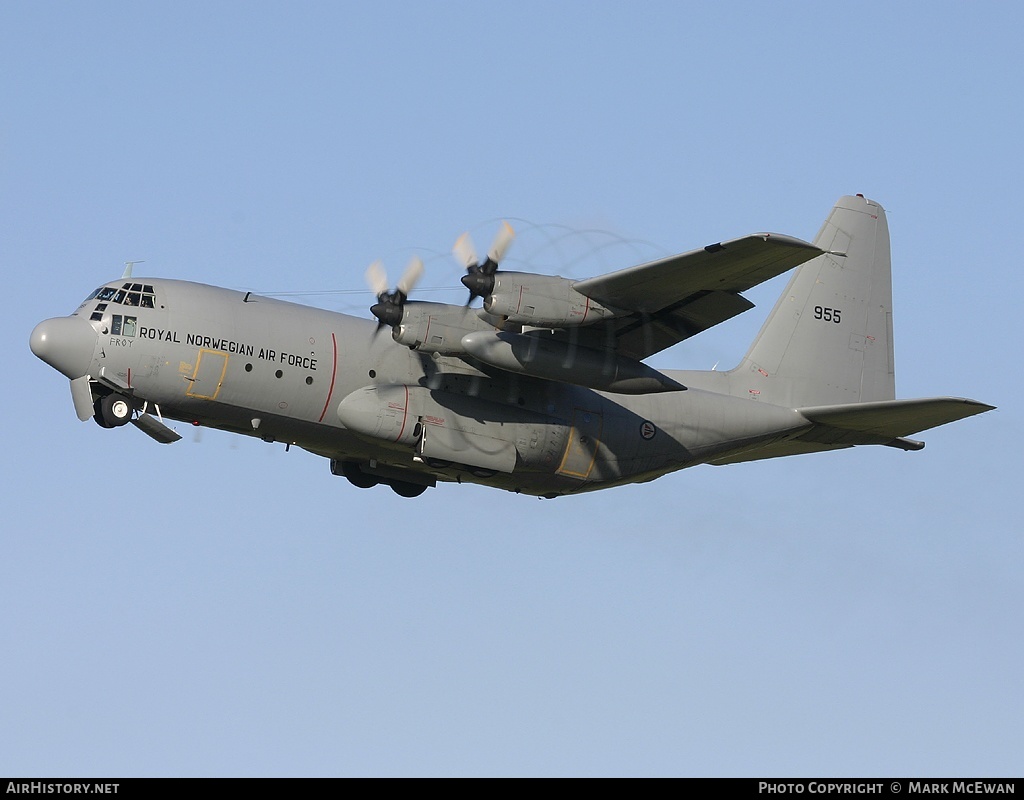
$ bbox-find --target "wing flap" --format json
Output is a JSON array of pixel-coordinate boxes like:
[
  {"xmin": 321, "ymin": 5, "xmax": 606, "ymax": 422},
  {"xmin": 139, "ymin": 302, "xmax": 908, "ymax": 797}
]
[{"xmin": 604, "ymin": 290, "xmax": 755, "ymax": 360}]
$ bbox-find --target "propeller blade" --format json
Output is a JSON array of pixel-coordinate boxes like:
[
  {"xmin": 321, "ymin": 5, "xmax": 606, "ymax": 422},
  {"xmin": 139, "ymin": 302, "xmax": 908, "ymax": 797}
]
[
  {"xmin": 397, "ymin": 255, "xmax": 424, "ymax": 296},
  {"xmin": 453, "ymin": 232, "xmax": 479, "ymax": 271},
  {"xmin": 487, "ymin": 221, "xmax": 515, "ymax": 266},
  {"xmin": 365, "ymin": 260, "xmax": 389, "ymax": 298},
  {"xmin": 456, "ymin": 223, "xmax": 514, "ymax": 304},
  {"xmin": 368, "ymin": 255, "xmax": 424, "ymax": 332}
]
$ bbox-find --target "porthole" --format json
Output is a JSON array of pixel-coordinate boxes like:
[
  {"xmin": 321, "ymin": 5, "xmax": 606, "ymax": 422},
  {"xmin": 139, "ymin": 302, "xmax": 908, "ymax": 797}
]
[
  {"xmin": 275, "ymin": 369, "xmax": 283, "ymax": 379},
  {"xmin": 305, "ymin": 376, "xmax": 313, "ymax": 385},
  {"xmin": 245, "ymin": 363, "xmax": 253, "ymax": 372},
  {"xmin": 368, "ymin": 369, "xmax": 376, "ymax": 378}
]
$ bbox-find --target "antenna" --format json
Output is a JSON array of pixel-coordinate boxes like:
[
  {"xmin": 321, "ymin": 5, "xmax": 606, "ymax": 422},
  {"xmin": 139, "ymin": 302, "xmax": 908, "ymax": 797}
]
[{"xmin": 122, "ymin": 260, "xmax": 146, "ymax": 279}]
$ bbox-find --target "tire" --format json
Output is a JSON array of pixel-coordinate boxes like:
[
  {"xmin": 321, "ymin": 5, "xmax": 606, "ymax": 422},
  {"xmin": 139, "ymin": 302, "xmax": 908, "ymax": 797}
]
[
  {"xmin": 424, "ymin": 458, "xmax": 452, "ymax": 469},
  {"xmin": 97, "ymin": 394, "xmax": 132, "ymax": 428},
  {"xmin": 338, "ymin": 460, "xmax": 378, "ymax": 489},
  {"xmin": 390, "ymin": 480, "xmax": 428, "ymax": 498}
]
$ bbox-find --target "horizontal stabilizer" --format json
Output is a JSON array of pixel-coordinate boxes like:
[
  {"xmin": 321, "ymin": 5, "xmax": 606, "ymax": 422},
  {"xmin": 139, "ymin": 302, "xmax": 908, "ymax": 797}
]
[
  {"xmin": 710, "ymin": 397, "xmax": 993, "ymax": 466},
  {"xmin": 799, "ymin": 397, "xmax": 995, "ymax": 440}
]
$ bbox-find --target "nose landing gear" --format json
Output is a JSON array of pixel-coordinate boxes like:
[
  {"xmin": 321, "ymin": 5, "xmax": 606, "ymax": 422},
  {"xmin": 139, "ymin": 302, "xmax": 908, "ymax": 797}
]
[{"xmin": 94, "ymin": 393, "xmax": 134, "ymax": 428}]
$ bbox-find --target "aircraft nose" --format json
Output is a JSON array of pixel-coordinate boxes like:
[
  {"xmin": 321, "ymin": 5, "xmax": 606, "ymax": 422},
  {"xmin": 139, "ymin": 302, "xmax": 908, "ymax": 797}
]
[{"xmin": 30, "ymin": 316, "xmax": 97, "ymax": 379}]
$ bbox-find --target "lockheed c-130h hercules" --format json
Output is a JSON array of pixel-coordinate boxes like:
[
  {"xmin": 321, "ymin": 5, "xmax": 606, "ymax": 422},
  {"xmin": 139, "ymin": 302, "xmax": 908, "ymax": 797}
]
[{"xmin": 30, "ymin": 195, "xmax": 993, "ymax": 498}]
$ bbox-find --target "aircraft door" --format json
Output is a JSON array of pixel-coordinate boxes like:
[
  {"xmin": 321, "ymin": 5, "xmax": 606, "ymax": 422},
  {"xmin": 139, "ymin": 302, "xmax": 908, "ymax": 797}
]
[
  {"xmin": 186, "ymin": 349, "xmax": 228, "ymax": 400},
  {"xmin": 557, "ymin": 408, "xmax": 603, "ymax": 480}
]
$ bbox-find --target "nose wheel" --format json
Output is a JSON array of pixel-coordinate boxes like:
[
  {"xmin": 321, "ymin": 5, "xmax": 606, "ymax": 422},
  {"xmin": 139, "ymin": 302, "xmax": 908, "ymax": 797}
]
[{"xmin": 94, "ymin": 394, "xmax": 133, "ymax": 428}]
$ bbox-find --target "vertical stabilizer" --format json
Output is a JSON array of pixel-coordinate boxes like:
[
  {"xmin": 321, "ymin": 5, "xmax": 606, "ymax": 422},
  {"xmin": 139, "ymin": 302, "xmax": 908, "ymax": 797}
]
[{"xmin": 730, "ymin": 195, "xmax": 896, "ymax": 408}]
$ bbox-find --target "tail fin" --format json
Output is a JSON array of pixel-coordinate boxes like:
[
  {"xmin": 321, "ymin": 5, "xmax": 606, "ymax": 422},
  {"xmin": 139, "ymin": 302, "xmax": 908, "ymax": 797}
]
[{"xmin": 730, "ymin": 195, "xmax": 896, "ymax": 408}]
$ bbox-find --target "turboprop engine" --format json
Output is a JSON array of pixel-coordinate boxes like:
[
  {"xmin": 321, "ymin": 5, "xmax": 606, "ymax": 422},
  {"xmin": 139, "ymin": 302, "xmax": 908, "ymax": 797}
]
[
  {"xmin": 390, "ymin": 302, "xmax": 503, "ymax": 355},
  {"xmin": 481, "ymin": 273, "xmax": 620, "ymax": 327}
]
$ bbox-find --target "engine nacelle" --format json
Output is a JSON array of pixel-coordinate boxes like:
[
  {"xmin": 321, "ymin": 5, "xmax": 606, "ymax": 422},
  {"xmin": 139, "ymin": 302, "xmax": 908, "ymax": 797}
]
[
  {"xmin": 337, "ymin": 384, "xmax": 573, "ymax": 475},
  {"xmin": 336, "ymin": 384, "xmax": 422, "ymax": 446},
  {"xmin": 392, "ymin": 302, "xmax": 500, "ymax": 355},
  {"xmin": 484, "ymin": 272, "xmax": 619, "ymax": 327}
]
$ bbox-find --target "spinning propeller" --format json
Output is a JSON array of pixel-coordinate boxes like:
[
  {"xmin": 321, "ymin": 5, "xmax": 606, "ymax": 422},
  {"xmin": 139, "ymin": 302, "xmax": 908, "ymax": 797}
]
[
  {"xmin": 365, "ymin": 256, "xmax": 424, "ymax": 332},
  {"xmin": 453, "ymin": 221, "xmax": 515, "ymax": 305}
]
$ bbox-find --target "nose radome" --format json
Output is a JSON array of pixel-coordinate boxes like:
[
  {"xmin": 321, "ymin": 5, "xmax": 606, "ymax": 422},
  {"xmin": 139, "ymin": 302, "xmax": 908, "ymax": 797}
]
[{"xmin": 30, "ymin": 316, "xmax": 97, "ymax": 379}]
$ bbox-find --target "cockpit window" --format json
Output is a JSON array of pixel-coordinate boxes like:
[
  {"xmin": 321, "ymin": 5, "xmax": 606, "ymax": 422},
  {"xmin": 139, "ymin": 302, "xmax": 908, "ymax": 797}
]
[
  {"xmin": 85, "ymin": 284, "xmax": 158, "ymax": 309},
  {"xmin": 111, "ymin": 314, "xmax": 138, "ymax": 337}
]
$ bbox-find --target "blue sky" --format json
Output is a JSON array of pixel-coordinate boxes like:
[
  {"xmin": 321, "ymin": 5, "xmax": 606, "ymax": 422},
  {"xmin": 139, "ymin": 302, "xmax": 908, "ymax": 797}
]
[{"xmin": 2, "ymin": 1, "xmax": 1020, "ymax": 777}]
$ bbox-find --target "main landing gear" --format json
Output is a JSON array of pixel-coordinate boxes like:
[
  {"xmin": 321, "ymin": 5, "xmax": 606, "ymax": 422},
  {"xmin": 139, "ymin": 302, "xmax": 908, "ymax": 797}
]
[{"xmin": 330, "ymin": 459, "xmax": 430, "ymax": 498}]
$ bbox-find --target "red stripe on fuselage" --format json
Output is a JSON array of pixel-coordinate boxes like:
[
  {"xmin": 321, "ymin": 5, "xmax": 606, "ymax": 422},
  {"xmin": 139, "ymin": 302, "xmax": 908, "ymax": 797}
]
[
  {"xmin": 317, "ymin": 332, "xmax": 339, "ymax": 422},
  {"xmin": 394, "ymin": 385, "xmax": 410, "ymax": 441}
]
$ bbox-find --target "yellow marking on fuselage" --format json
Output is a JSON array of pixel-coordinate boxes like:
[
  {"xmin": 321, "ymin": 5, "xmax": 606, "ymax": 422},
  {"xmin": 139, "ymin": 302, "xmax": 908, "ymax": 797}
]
[{"xmin": 186, "ymin": 349, "xmax": 229, "ymax": 400}]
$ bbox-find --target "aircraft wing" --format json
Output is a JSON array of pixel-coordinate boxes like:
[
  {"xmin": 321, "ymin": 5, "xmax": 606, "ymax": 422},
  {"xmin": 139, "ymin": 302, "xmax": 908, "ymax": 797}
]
[{"xmin": 566, "ymin": 233, "xmax": 823, "ymax": 360}]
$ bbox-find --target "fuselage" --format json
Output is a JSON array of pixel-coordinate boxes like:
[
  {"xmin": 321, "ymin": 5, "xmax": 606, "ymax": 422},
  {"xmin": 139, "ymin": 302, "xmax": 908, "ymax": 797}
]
[{"xmin": 33, "ymin": 277, "xmax": 812, "ymax": 497}]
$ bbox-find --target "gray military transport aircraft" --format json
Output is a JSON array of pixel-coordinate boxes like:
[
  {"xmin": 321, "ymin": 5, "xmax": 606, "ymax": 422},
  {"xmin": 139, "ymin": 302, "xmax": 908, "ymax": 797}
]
[{"xmin": 31, "ymin": 195, "xmax": 992, "ymax": 498}]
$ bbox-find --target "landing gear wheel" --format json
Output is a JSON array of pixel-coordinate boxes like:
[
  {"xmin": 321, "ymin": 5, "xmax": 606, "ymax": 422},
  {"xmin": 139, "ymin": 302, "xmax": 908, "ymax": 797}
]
[
  {"xmin": 336, "ymin": 460, "xmax": 378, "ymax": 489},
  {"xmin": 390, "ymin": 480, "xmax": 428, "ymax": 498},
  {"xmin": 425, "ymin": 457, "xmax": 452, "ymax": 469},
  {"xmin": 93, "ymin": 397, "xmax": 114, "ymax": 428},
  {"xmin": 97, "ymin": 394, "xmax": 133, "ymax": 428}
]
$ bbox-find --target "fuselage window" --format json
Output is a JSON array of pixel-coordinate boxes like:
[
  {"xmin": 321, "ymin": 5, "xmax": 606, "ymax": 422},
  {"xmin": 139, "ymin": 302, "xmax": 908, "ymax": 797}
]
[
  {"xmin": 112, "ymin": 290, "xmax": 126, "ymax": 304},
  {"xmin": 122, "ymin": 316, "xmax": 137, "ymax": 337},
  {"xmin": 96, "ymin": 287, "xmax": 118, "ymax": 302},
  {"xmin": 111, "ymin": 315, "xmax": 122, "ymax": 336},
  {"xmin": 140, "ymin": 294, "xmax": 154, "ymax": 308},
  {"xmin": 90, "ymin": 311, "xmax": 104, "ymax": 321},
  {"xmin": 124, "ymin": 292, "xmax": 141, "ymax": 306}
]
